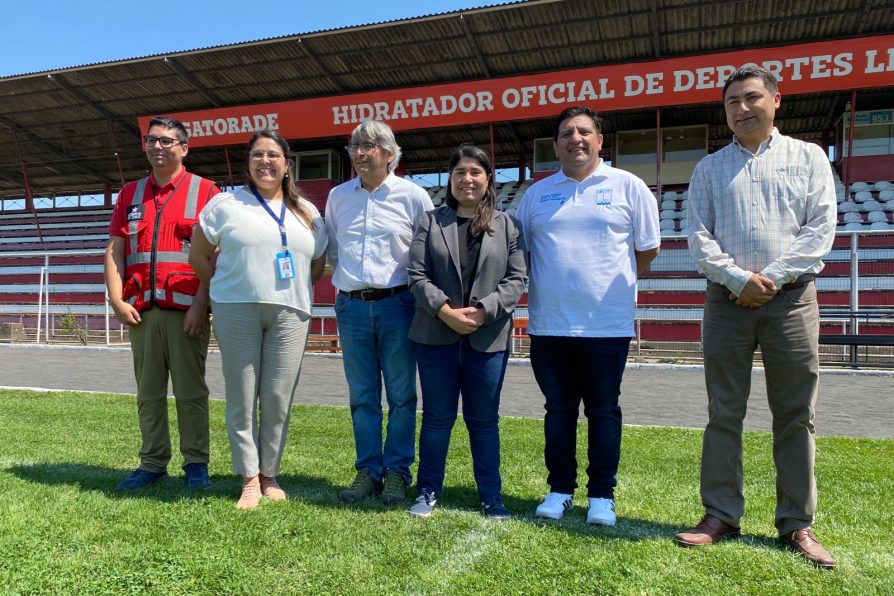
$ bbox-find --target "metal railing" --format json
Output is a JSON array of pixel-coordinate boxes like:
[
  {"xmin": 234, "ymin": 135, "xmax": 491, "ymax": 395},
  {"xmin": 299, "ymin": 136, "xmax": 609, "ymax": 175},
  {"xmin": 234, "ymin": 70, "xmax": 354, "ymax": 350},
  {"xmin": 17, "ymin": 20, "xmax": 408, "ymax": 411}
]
[{"xmin": 2, "ymin": 231, "xmax": 893, "ymax": 361}]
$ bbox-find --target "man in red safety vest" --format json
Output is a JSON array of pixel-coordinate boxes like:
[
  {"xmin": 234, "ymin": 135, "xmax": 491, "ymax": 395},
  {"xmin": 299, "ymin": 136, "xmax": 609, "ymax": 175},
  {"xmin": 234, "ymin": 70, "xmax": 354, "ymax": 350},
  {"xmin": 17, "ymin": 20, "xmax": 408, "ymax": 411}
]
[{"xmin": 105, "ymin": 116, "xmax": 220, "ymax": 491}]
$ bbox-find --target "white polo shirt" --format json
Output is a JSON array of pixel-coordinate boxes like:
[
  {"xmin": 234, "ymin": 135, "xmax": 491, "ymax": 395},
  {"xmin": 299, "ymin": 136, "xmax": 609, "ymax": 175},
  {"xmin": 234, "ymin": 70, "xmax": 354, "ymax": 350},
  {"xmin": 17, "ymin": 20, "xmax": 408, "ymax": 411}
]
[
  {"xmin": 325, "ymin": 172, "xmax": 434, "ymax": 292},
  {"xmin": 515, "ymin": 161, "xmax": 660, "ymax": 337}
]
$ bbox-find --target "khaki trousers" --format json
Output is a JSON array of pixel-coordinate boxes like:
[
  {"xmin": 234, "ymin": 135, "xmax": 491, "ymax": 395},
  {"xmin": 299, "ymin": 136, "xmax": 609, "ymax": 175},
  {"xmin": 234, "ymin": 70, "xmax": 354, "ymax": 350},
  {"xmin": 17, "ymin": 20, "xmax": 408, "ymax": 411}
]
[
  {"xmin": 212, "ymin": 302, "xmax": 310, "ymax": 478},
  {"xmin": 700, "ymin": 281, "xmax": 819, "ymax": 535},
  {"xmin": 129, "ymin": 307, "xmax": 210, "ymax": 473}
]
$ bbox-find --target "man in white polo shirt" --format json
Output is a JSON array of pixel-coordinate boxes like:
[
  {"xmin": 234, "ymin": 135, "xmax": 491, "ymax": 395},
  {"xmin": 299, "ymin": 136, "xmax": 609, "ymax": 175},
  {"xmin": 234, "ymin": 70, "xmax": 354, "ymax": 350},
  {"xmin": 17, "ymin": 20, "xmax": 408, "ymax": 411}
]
[
  {"xmin": 325, "ymin": 120, "xmax": 434, "ymax": 505},
  {"xmin": 516, "ymin": 106, "xmax": 660, "ymax": 525}
]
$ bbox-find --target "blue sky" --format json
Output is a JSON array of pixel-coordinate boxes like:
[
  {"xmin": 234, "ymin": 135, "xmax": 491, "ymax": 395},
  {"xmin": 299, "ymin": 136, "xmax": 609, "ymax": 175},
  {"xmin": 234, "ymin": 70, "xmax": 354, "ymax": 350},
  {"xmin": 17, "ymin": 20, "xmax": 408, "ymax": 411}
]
[{"xmin": 1, "ymin": 0, "xmax": 491, "ymax": 77}]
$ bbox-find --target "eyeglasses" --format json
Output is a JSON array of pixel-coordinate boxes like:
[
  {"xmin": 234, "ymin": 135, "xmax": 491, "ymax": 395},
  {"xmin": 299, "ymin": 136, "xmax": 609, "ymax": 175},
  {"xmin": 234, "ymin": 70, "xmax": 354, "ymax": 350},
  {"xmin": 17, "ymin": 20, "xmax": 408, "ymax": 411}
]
[
  {"xmin": 249, "ymin": 150, "xmax": 285, "ymax": 160},
  {"xmin": 144, "ymin": 135, "xmax": 184, "ymax": 148},
  {"xmin": 346, "ymin": 142, "xmax": 380, "ymax": 155}
]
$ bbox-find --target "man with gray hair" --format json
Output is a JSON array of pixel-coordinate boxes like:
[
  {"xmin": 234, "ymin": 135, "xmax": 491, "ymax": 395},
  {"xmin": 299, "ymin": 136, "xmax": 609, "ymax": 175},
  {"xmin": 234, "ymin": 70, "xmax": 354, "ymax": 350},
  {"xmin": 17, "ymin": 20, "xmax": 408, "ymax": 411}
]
[{"xmin": 325, "ymin": 120, "xmax": 434, "ymax": 504}]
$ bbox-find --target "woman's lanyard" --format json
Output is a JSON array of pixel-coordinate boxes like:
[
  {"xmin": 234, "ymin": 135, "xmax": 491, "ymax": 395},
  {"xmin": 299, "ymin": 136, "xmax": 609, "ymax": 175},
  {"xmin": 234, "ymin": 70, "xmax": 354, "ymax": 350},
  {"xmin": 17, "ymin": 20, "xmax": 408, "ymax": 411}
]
[{"xmin": 249, "ymin": 184, "xmax": 295, "ymax": 280}]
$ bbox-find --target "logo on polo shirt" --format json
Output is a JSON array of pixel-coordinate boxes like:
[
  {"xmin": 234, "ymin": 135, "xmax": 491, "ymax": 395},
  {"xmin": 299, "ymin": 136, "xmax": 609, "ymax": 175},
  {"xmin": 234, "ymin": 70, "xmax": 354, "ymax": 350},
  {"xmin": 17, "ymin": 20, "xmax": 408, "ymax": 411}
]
[
  {"xmin": 539, "ymin": 193, "xmax": 565, "ymax": 203},
  {"xmin": 596, "ymin": 188, "xmax": 613, "ymax": 205}
]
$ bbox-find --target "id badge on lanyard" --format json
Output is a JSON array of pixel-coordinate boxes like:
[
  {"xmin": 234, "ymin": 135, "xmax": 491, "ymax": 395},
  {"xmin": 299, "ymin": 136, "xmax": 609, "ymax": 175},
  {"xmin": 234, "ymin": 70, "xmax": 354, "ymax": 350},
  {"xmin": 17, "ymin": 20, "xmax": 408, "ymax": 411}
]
[
  {"xmin": 276, "ymin": 251, "xmax": 295, "ymax": 280},
  {"xmin": 250, "ymin": 185, "xmax": 296, "ymax": 281}
]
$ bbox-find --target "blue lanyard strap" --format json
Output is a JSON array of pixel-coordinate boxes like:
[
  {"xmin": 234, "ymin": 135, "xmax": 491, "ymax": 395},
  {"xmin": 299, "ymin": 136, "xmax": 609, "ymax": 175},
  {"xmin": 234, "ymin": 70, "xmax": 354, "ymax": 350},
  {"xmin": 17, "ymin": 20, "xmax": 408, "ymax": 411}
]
[{"xmin": 249, "ymin": 184, "xmax": 288, "ymax": 252}]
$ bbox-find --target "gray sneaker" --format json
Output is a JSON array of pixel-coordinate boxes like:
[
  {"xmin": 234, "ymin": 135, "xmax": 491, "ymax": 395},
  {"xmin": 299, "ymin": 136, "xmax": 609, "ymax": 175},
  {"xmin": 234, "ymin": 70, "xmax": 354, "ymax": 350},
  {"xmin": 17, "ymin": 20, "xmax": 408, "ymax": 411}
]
[
  {"xmin": 381, "ymin": 471, "xmax": 407, "ymax": 505},
  {"xmin": 409, "ymin": 490, "xmax": 437, "ymax": 518},
  {"xmin": 339, "ymin": 470, "xmax": 381, "ymax": 502}
]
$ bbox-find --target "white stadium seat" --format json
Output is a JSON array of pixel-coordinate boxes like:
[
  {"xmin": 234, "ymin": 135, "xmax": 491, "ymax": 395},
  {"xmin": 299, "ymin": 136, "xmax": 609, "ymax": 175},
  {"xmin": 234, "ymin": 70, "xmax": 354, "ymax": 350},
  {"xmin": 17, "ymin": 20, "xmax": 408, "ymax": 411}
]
[
  {"xmin": 854, "ymin": 190, "xmax": 873, "ymax": 202},
  {"xmin": 860, "ymin": 200, "xmax": 883, "ymax": 212},
  {"xmin": 873, "ymin": 180, "xmax": 892, "ymax": 191},
  {"xmin": 870, "ymin": 221, "xmax": 894, "ymax": 230},
  {"xmin": 851, "ymin": 181, "xmax": 871, "ymax": 192},
  {"xmin": 867, "ymin": 210, "xmax": 888, "ymax": 223},
  {"xmin": 838, "ymin": 200, "xmax": 858, "ymax": 213},
  {"xmin": 844, "ymin": 222, "xmax": 866, "ymax": 230},
  {"xmin": 843, "ymin": 211, "xmax": 863, "ymax": 224}
]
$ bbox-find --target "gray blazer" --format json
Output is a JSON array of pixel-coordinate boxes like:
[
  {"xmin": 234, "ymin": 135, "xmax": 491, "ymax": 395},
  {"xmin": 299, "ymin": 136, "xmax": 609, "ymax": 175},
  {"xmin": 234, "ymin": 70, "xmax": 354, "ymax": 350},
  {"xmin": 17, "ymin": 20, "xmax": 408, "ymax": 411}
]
[{"xmin": 407, "ymin": 205, "xmax": 527, "ymax": 352}]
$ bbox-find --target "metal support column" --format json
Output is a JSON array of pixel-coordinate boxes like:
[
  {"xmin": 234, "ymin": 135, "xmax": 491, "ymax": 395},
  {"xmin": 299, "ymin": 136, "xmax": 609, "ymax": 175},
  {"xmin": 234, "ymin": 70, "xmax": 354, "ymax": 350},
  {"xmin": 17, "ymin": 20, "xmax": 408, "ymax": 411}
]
[
  {"xmin": 13, "ymin": 129, "xmax": 43, "ymax": 241},
  {"xmin": 224, "ymin": 147, "xmax": 235, "ymax": 190},
  {"xmin": 655, "ymin": 108, "xmax": 662, "ymax": 201}
]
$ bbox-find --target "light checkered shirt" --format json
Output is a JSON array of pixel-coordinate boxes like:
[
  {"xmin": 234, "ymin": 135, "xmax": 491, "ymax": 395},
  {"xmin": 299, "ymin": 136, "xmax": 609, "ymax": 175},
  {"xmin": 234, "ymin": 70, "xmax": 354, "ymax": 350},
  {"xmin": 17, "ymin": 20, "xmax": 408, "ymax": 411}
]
[{"xmin": 687, "ymin": 128, "xmax": 837, "ymax": 296}]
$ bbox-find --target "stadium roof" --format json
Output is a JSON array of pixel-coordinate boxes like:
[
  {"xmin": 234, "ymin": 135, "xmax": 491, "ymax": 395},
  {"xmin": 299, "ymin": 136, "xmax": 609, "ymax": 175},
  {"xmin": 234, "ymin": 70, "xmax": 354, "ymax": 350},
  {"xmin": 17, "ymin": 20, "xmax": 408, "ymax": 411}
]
[{"xmin": 1, "ymin": 0, "xmax": 893, "ymax": 197}]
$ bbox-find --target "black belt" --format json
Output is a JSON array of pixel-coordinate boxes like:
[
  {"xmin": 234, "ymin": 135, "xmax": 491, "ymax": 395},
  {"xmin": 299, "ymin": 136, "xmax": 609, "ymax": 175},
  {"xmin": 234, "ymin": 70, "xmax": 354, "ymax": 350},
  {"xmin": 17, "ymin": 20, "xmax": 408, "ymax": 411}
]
[
  {"xmin": 339, "ymin": 285, "xmax": 408, "ymax": 302},
  {"xmin": 781, "ymin": 274, "xmax": 816, "ymax": 291}
]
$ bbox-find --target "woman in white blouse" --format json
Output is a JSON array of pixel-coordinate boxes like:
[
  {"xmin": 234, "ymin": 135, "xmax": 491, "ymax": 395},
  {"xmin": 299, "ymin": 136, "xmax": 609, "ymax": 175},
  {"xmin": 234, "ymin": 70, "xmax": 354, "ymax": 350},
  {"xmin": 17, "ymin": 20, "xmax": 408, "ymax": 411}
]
[{"xmin": 189, "ymin": 130, "xmax": 327, "ymax": 509}]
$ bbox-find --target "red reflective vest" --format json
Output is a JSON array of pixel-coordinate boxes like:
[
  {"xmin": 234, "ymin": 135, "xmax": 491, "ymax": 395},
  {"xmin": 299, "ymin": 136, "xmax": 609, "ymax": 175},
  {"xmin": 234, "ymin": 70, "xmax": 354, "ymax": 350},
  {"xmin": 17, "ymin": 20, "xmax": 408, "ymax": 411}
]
[{"xmin": 118, "ymin": 172, "xmax": 217, "ymax": 312}]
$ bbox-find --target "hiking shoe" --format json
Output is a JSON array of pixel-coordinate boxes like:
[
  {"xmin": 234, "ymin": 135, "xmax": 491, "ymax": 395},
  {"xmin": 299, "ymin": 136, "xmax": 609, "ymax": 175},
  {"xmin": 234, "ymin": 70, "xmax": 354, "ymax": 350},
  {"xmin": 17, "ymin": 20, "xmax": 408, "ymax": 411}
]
[
  {"xmin": 183, "ymin": 463, "xmax": 211, "ymax": 490},
  {"xmin": 481, "ymin": 496, "xmax": 512, "ymax": 521},
  {"xmin": 339, "ymin": 470, "xmax": 381, "ymax": 502},
  {"xmin": 381, "ymin": 471, "xmax": 407, "ymax": 505},
  {"xmin": 409, "ymin": 490, "xmax": 438, "ymax": 518},
  {"xmin": 535, "ymin": 492, "xmax": 573, "ymax": 520},
  {"xmin": 586, "ymin": 497, "xmax": 616, "ymax": 526},
  {"xmin": 116, "ymin": 469, "xmax": 167, "ymax": 491}
]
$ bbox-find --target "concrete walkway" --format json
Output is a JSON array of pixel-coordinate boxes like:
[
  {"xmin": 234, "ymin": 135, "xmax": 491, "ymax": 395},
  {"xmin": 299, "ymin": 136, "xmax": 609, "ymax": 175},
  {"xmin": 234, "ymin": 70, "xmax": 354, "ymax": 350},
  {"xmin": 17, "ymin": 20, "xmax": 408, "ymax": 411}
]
[{"xmin": 1, "ymin": 344, "xmax": 891, "ymax": 439}]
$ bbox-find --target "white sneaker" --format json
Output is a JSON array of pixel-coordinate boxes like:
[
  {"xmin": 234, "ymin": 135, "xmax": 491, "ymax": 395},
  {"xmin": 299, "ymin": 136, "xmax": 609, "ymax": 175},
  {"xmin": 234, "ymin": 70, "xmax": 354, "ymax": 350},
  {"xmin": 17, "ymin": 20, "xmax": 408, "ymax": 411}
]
[
  {"xmin": 586, "ymin": 497, "xmax": 616, "ymax": 526},
  {"xmin": 535, "ymin": 492, "xmax": 573, "ymax": 520}
]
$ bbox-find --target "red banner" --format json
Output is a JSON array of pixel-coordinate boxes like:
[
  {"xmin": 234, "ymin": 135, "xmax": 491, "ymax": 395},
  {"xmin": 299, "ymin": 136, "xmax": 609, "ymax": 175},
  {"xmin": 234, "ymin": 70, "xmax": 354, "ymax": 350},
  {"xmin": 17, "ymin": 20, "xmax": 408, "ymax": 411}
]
[{"xmin": 140, "ymin": 35, "xmax": 894, "ymax": 148}]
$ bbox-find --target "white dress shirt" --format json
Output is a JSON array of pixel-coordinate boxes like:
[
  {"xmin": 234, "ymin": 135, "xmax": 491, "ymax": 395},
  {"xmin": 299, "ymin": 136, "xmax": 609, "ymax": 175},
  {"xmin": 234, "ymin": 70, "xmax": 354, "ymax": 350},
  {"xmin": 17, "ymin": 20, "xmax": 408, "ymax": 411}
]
[{"xmin": 325, "ymin": 172, "xmax": 434, "ymax": 292}]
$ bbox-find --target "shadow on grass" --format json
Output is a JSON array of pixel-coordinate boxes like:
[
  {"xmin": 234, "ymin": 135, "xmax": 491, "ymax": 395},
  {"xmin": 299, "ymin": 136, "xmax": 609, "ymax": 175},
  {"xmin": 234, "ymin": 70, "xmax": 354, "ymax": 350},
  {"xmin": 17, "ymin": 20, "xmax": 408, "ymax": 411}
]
[
  {"xmin": 7, "ymin": 463, "xmax": 755, "ymax": 545},
  {"xmin": 6, "ymin": 462, "xmax": 345, "ymax": 505}
]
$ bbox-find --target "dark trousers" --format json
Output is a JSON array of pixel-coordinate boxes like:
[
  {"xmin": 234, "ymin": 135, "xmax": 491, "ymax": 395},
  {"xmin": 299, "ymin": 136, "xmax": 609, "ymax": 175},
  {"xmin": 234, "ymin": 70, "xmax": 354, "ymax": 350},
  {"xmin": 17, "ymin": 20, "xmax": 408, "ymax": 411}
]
[
  {"xmin": 415, "ymin": 337, "xmax": 509, "ymax": 501},
  {"xmin": 530, "ymin": 335, "xmax": 631, "ymax": 499}
]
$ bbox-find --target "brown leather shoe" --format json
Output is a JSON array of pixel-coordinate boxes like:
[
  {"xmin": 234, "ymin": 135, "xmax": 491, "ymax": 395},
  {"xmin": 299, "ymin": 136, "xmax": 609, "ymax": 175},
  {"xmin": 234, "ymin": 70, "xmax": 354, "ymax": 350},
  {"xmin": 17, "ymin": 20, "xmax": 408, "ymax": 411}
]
[
  {"xmin": 781, "ymin": 528, "xmax": 836, "ymax": 569},
  {"xmin": 674, "ymin": 514, "xmax": 740, "ymax": 547}
]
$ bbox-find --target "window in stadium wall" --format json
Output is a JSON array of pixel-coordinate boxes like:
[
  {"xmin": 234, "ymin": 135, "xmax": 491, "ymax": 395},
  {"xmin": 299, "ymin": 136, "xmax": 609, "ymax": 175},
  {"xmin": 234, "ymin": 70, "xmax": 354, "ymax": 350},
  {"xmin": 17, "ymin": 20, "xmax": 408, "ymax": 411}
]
[
  {"xmin": 838, "ymin": 109, "xmax": 894, "ymax": 158},
  {"xmin": 295, "ymin": 149, "xmax": 340, "ymax": 181},
  {"xmin": 533, "ymin": 138, "xmax": 560, "ymax": 172},
  {"xmin": 615, "ymin": 125, "xmax": 707, "ymax": 186}
]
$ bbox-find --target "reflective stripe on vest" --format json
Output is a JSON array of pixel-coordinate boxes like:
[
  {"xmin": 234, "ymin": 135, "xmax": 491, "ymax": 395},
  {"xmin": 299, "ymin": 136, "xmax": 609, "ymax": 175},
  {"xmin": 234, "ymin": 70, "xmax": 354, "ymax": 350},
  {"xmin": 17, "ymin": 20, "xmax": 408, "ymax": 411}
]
[
  {"xmin": 126, "ymin": 173, "xmax": 201, "ymax": 260},
  {"xmin": 127, "ymin": 177, "xmax": 149, "ymax": 258},
  {"xmin": 126, "ymin": 251, "xmax": 190, "ymax": 267}
]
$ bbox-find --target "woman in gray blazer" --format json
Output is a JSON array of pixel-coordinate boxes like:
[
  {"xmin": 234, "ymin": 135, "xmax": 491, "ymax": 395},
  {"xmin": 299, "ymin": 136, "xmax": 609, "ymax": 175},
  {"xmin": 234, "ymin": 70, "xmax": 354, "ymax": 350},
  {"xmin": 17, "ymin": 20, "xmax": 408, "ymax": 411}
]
[{"xmin": 406, "ymin": 145, "xmax": 526, "ymax": 520}]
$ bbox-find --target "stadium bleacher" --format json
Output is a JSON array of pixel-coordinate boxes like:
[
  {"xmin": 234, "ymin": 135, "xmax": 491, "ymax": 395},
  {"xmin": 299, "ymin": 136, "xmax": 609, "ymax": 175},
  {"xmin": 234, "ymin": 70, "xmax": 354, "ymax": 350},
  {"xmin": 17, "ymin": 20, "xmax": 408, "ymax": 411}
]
[{"xmin": 3, "ymin": 173, "xmax": 893, "ymax": 348}]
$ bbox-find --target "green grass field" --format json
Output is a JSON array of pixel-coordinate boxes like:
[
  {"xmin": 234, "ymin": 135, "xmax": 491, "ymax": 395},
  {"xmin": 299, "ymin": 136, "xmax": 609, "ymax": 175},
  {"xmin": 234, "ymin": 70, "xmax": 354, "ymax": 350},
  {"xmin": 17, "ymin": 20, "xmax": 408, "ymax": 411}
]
[{"xmin": 0, "ymin": 389, "xmax": 891, "ymax": 595}]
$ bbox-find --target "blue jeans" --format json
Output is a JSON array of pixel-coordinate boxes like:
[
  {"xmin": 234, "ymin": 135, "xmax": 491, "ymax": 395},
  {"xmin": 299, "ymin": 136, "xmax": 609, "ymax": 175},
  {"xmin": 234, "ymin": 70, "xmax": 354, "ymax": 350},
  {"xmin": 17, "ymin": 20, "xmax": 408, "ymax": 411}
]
[
  {"xmin": 530, "ymin": 335, "xmax": 630, "ymax": 499},
  {"xmin": 415, "ymin": 337, "xmax": 509, "ymax": 501},
  {"xmin": 335, "ymin": 290, "xmax": 417, "ymax": 484}
]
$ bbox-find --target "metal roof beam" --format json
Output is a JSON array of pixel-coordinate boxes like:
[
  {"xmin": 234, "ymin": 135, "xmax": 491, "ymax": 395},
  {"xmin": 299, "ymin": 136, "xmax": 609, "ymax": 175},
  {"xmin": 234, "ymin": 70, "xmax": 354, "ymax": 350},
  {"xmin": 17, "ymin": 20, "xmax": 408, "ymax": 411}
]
[
  {"xmin": 650, "ymin": 0, "xmax": 661, "ymax": 58},
  {"xmin": 460, "ymin": 13, "xmax": 491, "ymax": 78},
  {"xmin": 856, "ymin": 0, "xmax": 874, "ymax": 34},
  {"xmin": 0, "ymin": 116, "xmax": 116, "ymax": 185},
  {"xmin": 299, "ymin": 38, "xmax": 347, "ymax": 94},
  {"xmin": 163, "ymin": 57, "xmax": 224, "ymax": 107},
  {"xmin": 47, "ymin": 74, "xmax": 141, "ymax": 137}
]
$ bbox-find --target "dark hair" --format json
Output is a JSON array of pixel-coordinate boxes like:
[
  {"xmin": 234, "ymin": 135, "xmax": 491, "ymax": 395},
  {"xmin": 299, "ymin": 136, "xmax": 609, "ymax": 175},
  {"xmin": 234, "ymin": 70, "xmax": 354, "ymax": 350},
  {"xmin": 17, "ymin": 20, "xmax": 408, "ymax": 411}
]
[
  {"xmin": 445, "ymin": 145, "xmax": 497, "ymax": 237},
  {"xmin": 722, "ymin": 65, "xmax": 779, "ymax": 100},
  {"xmin": 147, "ymin": 116, "xmax": 189, "ymax": 143},
  {"xmin": 553, "ymin": 106, "xmax": 602, "ymax": 141},
  {"xmin": 246, "ymin": 129, "xmax": 315, "ymax": 231}
]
